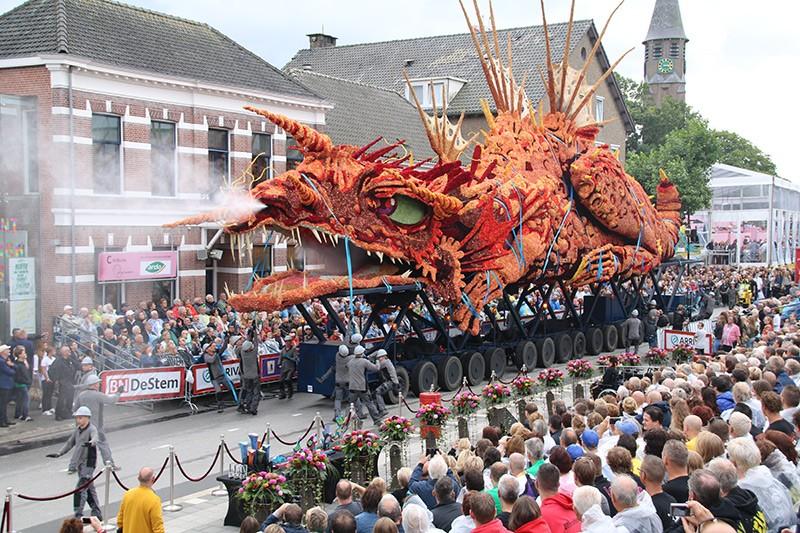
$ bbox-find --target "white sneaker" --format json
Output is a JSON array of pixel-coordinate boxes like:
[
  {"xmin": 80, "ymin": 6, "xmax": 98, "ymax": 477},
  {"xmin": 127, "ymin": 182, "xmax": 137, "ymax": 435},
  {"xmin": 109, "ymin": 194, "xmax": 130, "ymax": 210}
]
[{"xmin": 44, "ymin": 410, "xmax": 54, "ymax": 416}]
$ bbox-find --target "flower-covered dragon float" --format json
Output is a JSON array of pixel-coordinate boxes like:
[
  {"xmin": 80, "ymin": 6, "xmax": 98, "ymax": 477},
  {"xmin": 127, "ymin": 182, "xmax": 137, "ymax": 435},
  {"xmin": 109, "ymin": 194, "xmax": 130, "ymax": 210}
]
[{"xmin": 169, "ymin": 0, "xmax": 681, "ymax": 335}]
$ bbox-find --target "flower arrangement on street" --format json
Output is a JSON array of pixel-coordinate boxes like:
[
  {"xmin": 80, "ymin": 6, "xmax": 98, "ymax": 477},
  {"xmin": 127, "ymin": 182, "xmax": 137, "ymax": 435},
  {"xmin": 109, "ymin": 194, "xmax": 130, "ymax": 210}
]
[
  {"xmin": 283, "ymin": 447, "xmax": 332, "ymax": 480},
  {"xmin": 481, "ymin": 382, "xmax": 511, "ymax": 407},
  {"xmin": 379, "ymin": 416, "xmax": 414, "ymax": 442},
  {"xmin": 416, "ymin": 402, "xmax": 451, "ymax": 426},
  {"xmin": 672, "ymin": 345, "xmax": 695, "ymax": 364},
  {"xmin": 620, "ymin": 352, "xmax": 641, "ymax": 366},
  {"xmin": 340, "ymin": 429, "xmax": 382, "ymax": 459},
  {"xmin": 512, "ymin": 375, "xmax": 535, "ymax": 396},
  {"xmin": 537, "ymin": 368, "xmax": 564, "ymax": 388},
  {"xmin": 566, "ymin": 359, "xmax": 593, "ymax": 378},
  {"xmin": 236, "ymin": 471, "xmax": 289, "ymax": 517},
  {"xmin": 451, "ymin": 392, "xmax": 481, "ymax": 417},
  {"xmin": 597, "ymin": 354, "xmax": 619, "ymax": 367},
  {"xmin": 644, "ymin": 347, "xmax": 670, "ymax": 365}
]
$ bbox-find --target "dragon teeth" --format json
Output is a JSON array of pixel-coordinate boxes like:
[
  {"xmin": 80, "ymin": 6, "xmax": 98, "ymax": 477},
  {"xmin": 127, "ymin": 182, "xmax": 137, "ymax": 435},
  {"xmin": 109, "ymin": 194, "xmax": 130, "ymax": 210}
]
[
  {"xmin": 376, "ymin": 251, "xmax": 384, "ymax": 263},
  {"xmin": 333, "ymin": 234, "xmax": 339, "ymax": 245},
  {"xmin": 401, "ymin": 270, "xmax": 412, "ymax": 278},
  {"xmin": 311, "ymin": 228, "xmax": 322, "ymax": 243}
]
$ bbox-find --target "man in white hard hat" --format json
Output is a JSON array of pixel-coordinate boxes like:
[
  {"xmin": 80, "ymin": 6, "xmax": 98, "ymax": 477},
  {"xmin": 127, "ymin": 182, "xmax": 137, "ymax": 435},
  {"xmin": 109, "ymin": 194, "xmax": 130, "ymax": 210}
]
[
  {"xmin": 319, "ymin": 342, "xmax": 353, "ymax": 421},
  {"xmin": 645, "ymin": 300, "xmax": 660, "ymax": 348},
  {"xmin": 76, "ymin": 356, "xmax": 98, "ymax": 389},
  {"xmin": 372, "ymin": 349, "xmax": 400, "ymax": 417},
  {"xmin": 278, "ymin": 333, "xmax": 299, "ymax": 399},
  {"xmin": 73, "ymin": 374, "xmax": 122, "ymax": 470},
  {"xmin": 623, "ymin": 309, "xmax": 643, "ymax": 355},
  {"xmin": 347, "ymin": 344, "xmax": 381, "ymax": 424},
  {"xmin": 47, "ymin": 406, "xmax": 103, "ymax": 520}
]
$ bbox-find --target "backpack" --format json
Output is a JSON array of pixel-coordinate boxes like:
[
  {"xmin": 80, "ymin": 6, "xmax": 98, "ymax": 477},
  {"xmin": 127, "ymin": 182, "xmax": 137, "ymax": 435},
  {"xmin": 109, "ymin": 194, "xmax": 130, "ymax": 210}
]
[{"xmin": 522, "ymin": 474, "xmax": 538, "ymax": 498}]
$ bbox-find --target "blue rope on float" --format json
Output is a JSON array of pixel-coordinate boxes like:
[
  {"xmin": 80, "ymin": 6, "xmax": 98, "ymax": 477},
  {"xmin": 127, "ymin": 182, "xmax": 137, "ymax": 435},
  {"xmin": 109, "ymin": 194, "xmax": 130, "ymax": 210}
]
[
  {"xmin": 301, "ymin": 173, "xmax": 355, "ymax": 315},
  {"xmin": 461, "ymin": 293, "xmax": 481, "ymax": 319},
  {"xmin": 597, "ymin": 250, "xmax": 604, "ymax": 280},
  {"xmin": 541, "ymin": 185, "xmax": 574, "ymax": 277},
  {"xmin": 509, "ymin": 184, "xmax": 526, "ymax": 265},
  {"xmin": 494, "ymin": 197, "xmax": 524, "ymax": 269},
  {"xmin": 381, "ymin": 276, "xmax": 393, "ymax": 294},
  {"xmin": 246, "ymin": 231, "xmax": 273, "ymax": 291}
]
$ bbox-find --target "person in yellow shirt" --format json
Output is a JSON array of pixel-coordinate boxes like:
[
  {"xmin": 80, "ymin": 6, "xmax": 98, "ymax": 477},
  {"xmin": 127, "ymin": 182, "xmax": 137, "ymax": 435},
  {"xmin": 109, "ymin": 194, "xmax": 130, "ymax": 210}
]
[
  {"xmin": 116, "ymin": 466, "xmax": 165, "ymax": 533},
  {"xmin": 683, "ymin": 414, "xmax": 703, "ymax": 452}
]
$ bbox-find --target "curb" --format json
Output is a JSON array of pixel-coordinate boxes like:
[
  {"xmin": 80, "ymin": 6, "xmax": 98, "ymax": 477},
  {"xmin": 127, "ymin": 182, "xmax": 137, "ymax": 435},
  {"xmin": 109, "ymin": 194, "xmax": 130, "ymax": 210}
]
[{"xmin": 0, "ymin": 405, "xmax": 217, "ymax": 455}]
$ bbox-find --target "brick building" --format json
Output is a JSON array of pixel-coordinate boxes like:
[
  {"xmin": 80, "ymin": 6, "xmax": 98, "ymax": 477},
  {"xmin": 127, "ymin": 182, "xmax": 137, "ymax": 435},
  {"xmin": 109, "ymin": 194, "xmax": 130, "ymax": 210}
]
[{"xmin": 0, "ymin": 0, "xmax": 329, "ymax": 336}]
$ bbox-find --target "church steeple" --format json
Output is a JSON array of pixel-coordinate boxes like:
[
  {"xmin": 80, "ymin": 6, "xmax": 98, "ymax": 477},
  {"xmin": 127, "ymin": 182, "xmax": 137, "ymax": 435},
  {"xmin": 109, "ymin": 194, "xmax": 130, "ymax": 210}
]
[{"xmin": 643, "ymin": 0, "xmax": 688, "ymax": 106}]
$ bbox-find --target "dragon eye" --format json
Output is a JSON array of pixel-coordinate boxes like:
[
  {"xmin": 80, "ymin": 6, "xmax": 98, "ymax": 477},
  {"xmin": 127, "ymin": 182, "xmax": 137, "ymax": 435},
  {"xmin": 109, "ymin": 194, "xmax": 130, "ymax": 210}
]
[{"xmin": 378, "ymin": 195, "xmax": 429, "ymax": 226}]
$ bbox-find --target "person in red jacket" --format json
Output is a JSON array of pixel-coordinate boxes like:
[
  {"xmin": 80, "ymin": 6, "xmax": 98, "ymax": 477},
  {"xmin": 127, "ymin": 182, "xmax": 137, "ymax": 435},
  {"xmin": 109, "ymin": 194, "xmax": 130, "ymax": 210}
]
[
  {"xmin": 534, "ymin": 464, "xmax": 580, "ymax": 533},
  {"xmin": 509, "ymin": 496, "xmax": 552, "ymax": 533},
  {"xmin": 470, "ymin": 492, "xmax": 511, "ymax": 533}
]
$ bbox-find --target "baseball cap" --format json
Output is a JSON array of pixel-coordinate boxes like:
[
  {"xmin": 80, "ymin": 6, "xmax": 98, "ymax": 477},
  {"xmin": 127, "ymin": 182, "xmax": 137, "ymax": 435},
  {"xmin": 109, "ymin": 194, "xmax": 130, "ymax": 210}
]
[
  {"xmin": 566, "ymin": 444, "xmax": 584, "ymax": 460},
  {"xmin": 0, "ymin": 344, "xmax": 10, "ymax": 353},
  {"xmin": 580, "ymin": 429, "xmax": 599, "ymax": 448},
  {"xmin": 616, "ymin": 419, "xmax": 639, "ymax": 436}
]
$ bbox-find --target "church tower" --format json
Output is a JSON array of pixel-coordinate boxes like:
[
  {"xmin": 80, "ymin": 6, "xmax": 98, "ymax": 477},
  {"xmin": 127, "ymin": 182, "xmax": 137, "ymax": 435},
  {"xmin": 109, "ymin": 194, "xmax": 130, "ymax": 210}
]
[{"xmin": 643, "ymin": 0, "xmax": 688, "ymax": 106}]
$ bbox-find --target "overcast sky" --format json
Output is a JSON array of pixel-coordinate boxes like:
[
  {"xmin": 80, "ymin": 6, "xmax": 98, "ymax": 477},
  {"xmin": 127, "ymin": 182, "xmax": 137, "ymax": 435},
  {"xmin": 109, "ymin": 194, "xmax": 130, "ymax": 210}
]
[{"xmin": 3, "ymin": 0, "xmax": 798, "ymax": 179}]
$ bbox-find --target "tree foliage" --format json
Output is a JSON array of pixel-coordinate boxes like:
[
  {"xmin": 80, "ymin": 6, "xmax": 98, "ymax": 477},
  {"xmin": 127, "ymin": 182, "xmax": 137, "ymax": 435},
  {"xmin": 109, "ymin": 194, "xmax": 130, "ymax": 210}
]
[{"xmin": 614, "ymin": 73, "xmax": 777, "ymax": 214}]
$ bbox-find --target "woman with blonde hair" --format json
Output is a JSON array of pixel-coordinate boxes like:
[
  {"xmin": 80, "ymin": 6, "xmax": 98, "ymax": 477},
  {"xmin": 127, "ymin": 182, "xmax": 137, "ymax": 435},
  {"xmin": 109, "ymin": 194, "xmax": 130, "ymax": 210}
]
[
  {"xmin": 305, "ymin": 507, "xmax": 327, "ymax": 533},
  {"xmin": 695, "ymin": 431, "xmax": 725, "ymax": 464},
  {"xmin": 669, "ymin": 398, "xmax": 690, "ymax": 434},
  {"xmin": 686, "ymin": 450, "xmax": 704, "ymax": 474},
  {"xmin": 621, "ymin": 396, "xmax": 638, "ymax": 417}
]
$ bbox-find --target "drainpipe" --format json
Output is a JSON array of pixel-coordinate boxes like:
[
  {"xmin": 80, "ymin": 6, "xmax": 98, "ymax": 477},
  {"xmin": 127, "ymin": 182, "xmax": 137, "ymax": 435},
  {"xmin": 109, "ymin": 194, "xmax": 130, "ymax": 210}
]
[{"xmin": 68, "ymin": 65, "xmax": 76, "ymax": 307}]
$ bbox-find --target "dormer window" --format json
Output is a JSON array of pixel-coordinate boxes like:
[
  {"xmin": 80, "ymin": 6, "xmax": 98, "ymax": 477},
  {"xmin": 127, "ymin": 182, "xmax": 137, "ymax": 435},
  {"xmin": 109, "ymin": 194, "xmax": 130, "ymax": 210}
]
[{"xmin": 404, "ymin": 77, "xmax": 467, "ymax": 110}]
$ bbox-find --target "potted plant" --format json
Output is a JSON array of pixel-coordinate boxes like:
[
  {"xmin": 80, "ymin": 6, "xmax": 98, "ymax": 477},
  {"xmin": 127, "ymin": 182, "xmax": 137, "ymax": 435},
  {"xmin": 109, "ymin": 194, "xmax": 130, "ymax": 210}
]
[
  {"xmin": 672, "ymin": 345, "xmax": 695, "ymax": 364},
  {"xmin": 339, "ymin": 429, "xmax": 382, "ymax": 484},
  {"xmin": 644, "ymin": 347, "xmax": 670, "ymax": 366},
  {"xmin": 481, "ymin": 383, "xmax": 511, "ymax": 408},
  {"xmin": 451, "ymin": 391, "xmax": 480, "ymax": 437},
  {"xmin": 236, "ymin": 471, "xmax": 289, "ymax": 522},
  {"xmin": 620, "ymin": 352, "xmax": 641, "ymax": 366},
  {"xmin": 566, "ymin": 359, "xmax": 593, "ymax": 379},
  {"xmin": 379, "ymin": 416, "xmax": 414, "ymax": 443},
  {"xmin": 282, "ymin": 447, "xmax": 333, "ymax": 510},
  {"xmin": 537, "ymin": 368, "xmax": 564, "ymax": 388},
  {"xmin": 416, "ymin": 403, "xmax": 451, "ymax": 450},
  {"xmin": 512, "ymin": 375, "xmax": 535, "ymax": 397}
]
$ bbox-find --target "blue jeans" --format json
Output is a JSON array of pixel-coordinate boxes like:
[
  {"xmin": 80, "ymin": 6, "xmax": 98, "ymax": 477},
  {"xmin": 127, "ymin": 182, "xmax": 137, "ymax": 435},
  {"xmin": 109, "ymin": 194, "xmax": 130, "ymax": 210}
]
[{"xmin": 14, "ymin": 385, "xmax": 29, "ymax": 419}]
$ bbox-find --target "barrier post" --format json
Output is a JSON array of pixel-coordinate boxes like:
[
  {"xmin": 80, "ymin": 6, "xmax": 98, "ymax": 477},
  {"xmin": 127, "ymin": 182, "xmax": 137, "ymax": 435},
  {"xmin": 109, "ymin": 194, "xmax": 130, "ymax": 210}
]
[
  {"xmin": 162, "ymin": 446, "xmax": 183, "ymax": 512},
  {"xmin": 212, "ymin": 435, "xmax": 227, "ymax": 497},
  {"xmin": 5, "ymin": 487, "xmax": 11, "ymax": 533},
  {"xmin": 315, "ymin": 411, "xmax": 323, "ymax": 445},
  {"xmin": 349, "ymin": 402, "xmax": 360, "ymax": 430},
  {"xmin": 398, "ymin": 392, "xmax": 403, "ymax": 416},
  {"xmin": 102, "ymin": 462, "xmax": 111, "ymax": 528}
]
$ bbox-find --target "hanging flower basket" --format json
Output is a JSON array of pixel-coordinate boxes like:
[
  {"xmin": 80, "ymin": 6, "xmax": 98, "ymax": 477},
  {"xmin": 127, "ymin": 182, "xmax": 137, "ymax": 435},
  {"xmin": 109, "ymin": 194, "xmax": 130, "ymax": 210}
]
[
  {"xmin": 481, "ymin": 383, "xmax": 511, "ymax": 408},
  {"xmin": 236, "ymin": 471, "xmax": 289, "ymax": 520},
  {"xmin": 672, "ymin": 345, "xmax": 695, "ymax": 364},
  {"xmin": 537, "ymin": 368, "xmax": 564, "ymax": 388},
  {"xmin": 620, "ymin": 352, "xmax": 641, "ymax": 366},
  {"xmin": 379, "ymin": 416, "xmax": 414, "ymax": 443},
  {"xmin": 338, "ymin": 429, "xmax": 381, "ymax": 483},
  {"xmin": 451, "ymin": 392, "xmax": 481, "ymax": 417},
  {"xmin": 566, "ymin": 359, "xmax": 593, "ymax": 379},
  {"xmin": 281, "ymin": 447, "xmax": 334, "ymax": 509},
  {"xmin": 644, "ymin": 347, "xmax": 670, "ymax": 366},
  {"xmin": 512, "ymin": 375, "xmax": 535, "ymax": 397},
  {"xmin": 416, "ymin": 403, "xmax": 450, "ymax": 444},
  {"xmin": 597, "ymin": 354, "xmax": 619, "ymax": 367}
]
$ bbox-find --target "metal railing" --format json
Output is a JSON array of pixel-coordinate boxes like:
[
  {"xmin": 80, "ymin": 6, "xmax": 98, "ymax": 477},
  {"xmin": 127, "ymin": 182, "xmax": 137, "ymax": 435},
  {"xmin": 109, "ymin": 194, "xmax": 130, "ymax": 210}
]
[{"xmin": 52, "ymin": 316, "xmax": 140, "ymax": 370}]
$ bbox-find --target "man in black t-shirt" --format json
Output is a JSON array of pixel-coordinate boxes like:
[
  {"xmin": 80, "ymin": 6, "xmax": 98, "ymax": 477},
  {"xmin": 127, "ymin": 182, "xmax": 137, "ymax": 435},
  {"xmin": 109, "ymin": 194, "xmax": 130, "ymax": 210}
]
[
  {"xmin": 662, "ymin": 440, "xmax": 690, "ymax": 503},
  {"xmin": 763, "ymin": 391, "xmax": 795, "ymax": 436},
  {"xmin": 641, "ymin": 455, "xmax": 677, "ymax": 532}
]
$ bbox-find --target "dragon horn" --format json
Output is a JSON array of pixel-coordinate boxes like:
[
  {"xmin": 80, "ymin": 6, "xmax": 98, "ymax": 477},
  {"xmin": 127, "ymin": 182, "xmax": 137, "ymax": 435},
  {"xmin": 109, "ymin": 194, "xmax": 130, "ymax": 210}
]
[
  {"xmin": 558, "ymin": 0, "xmax": 576, "ymax": 111},
  {"xmin": 243, "ymin": 105, "xmax": 333, "ymax": 154}
]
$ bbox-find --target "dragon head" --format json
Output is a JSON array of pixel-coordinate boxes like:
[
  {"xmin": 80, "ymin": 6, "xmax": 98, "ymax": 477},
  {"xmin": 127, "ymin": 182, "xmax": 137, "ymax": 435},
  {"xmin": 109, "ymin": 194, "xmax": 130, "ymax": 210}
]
[{"xmin": 169, "ymin": 106, "xmax": 482, "ymax": 312}]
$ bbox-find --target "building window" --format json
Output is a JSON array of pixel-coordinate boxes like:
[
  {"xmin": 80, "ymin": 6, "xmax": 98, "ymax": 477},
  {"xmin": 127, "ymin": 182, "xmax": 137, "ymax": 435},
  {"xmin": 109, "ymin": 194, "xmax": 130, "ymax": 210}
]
[
  {"xmin": 208, "ymin": 128, "xmax": 229, "ymax": 198},
  {"xmin": 670, "ymin": 42, "xmax": 680, "ymax": 58},
  {"xmin": 92, "ymin": 114, "xmax": 121, "ymax": 194},
  {"xmin": 286, "ymin": 135, "xmax": 303, "ymax": 170},
  {"xmin": 654, "ymin": 46, "xmax": 663, "ymax": 58},
  {"xmin": 407, "ymin": 81, "xmax": 447, "ymax": 109},
  {"xmin": 151, "ymin": 121, "xmax": 176, "ymax": 196},
  {"xmin": 0, "ymin": 95, "xmax": 38, "ymax": 193},
  {"xmin": 594, "ymin": 96, "xmax": 604, "ymax": 122},
  {"xmin": 251, "ymin": 132, "xmax": 272, "ymax": 187}
]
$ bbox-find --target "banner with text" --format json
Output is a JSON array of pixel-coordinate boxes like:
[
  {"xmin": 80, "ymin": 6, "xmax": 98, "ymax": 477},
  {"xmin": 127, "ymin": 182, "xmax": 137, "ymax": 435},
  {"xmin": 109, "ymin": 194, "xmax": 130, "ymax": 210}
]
[{"xmin": 101, "ymin": 366, "xmax": 185, "ymax": 402}]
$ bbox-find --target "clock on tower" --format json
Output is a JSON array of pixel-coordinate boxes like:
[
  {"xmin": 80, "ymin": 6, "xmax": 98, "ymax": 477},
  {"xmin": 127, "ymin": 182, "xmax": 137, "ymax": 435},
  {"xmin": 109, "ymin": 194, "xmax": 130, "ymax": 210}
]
[{"xmin": 657, "ymin": 57, "xmax": 674, "ymax": 74}]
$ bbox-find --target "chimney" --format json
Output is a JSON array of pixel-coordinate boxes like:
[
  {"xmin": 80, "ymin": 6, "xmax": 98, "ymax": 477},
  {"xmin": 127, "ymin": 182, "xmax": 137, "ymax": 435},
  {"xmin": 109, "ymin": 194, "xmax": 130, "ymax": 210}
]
[{"xmin": 307, "ymin": 33, "xmax": 337, "ymax": 49}]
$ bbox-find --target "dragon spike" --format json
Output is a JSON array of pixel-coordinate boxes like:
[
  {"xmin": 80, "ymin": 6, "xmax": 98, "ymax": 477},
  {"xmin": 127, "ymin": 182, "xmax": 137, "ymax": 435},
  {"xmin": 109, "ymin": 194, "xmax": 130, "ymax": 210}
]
[
  {"xmin": 459, "ymin": 0, "xmax": 503, "ymax": 109},
  {"xmin": 243, "ymin": 105, "xmax": 333, "ymax": 154},
  {"xmin": 539, "ymin": 0, "xmax": 557, "ymax": 112},
  {"xmin": 363, "ymin": 141, "xmax": 405, "ymax": 162},
  {"xmin": 353, "ymin": 137, "xmax": 383, "ymax": 159},
  {"xmin": 558, "ymin": 0, "xmax": 576, "ymax": 111},
  {"xmin": 564, "ymin": 0, "xmax": 625, "ymax": 117},
  {"xmin": 568, "ymin": 47, "xmax": 634, "ymax": 122}
]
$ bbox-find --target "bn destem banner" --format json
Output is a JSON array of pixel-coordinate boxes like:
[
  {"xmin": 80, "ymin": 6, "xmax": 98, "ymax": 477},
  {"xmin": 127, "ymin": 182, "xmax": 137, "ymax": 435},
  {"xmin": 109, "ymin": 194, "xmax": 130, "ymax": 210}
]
[{"xmin": 101, "ymin": 366, "xmax": 185, "ymax": 402}]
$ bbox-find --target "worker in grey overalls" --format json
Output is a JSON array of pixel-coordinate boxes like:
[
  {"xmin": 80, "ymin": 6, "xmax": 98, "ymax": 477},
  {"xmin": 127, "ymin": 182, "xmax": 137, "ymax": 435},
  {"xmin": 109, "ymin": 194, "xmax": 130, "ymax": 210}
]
[
  {"xmin": 47, "ymin": 406, "xmax": 103, "ymax": 520},
  {"xmin": 72, "ymin": 374, "xmax": 121, "ymax": 470},
  {"xmin": 372, "ymin": 349, "xmax": 399, "ymax": 417},
  {"xmin": 347, "ymin": 344, "xmax": 381, "ymax": 424}
]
